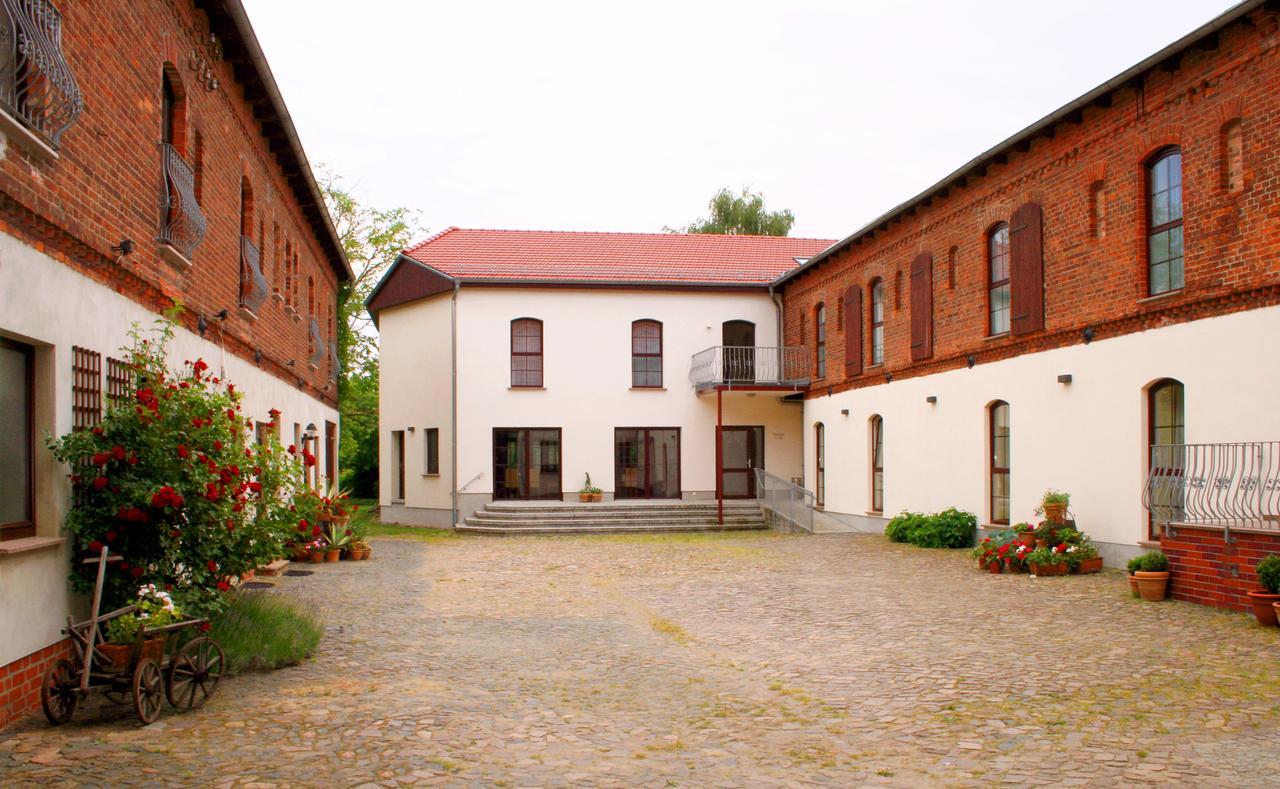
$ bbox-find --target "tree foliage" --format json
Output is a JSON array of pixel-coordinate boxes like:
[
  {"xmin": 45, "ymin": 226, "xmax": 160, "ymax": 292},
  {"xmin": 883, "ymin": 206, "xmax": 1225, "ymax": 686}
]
[
  {"xmin": 318, "ymin": 168, "xmax": 421, "ymax": 498},
  {"xmin": 672, "ymin": 187, "xmax": 795, "ymax": 236}
]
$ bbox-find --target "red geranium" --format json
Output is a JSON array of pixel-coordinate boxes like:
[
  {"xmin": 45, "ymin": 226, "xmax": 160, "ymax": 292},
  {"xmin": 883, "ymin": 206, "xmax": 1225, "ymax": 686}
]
[
  {"xmin": 92, "ymin": 476, "xmax": 109, "ymax": 490},
  {"xmin": 177, "ymin": 444, "xmax": 190, "ymax": 459}
]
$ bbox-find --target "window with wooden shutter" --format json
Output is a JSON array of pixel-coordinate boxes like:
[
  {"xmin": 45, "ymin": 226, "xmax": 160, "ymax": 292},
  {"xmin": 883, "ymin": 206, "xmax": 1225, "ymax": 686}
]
[
  {"xmin": 1009, "ymin": 201, "xmax": 1045, "ymax": 335},
  {"xmin": 844, "ymin": 284, "xmax": 862, "ymax": 377},
  {"xmin": 909, "ymin": 253, "xmax": 933, "ymax": 361}
]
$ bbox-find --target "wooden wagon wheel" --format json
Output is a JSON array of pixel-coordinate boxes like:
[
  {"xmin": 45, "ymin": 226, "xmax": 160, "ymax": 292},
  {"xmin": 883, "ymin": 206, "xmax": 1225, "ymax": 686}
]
[
  {"xmin": 166, "ymin": 636, "xmax": 224, "ymax": 710},
  {"xmin": 40, "ymin": 659, "xmax": 79, "ymax": 725},
  {"xmin": 132, "ymin": 658, "xmax": 164, "ymax": 724}
]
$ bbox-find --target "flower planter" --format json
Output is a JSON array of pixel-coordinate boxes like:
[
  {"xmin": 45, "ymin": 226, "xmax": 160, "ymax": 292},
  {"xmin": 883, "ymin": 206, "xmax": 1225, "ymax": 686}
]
[
  {"xmin": 578, "ymin": 493, "xmax": 592, "ymax": 503},
  {"xmin": 591, "ymin": 493, "xmax": 603, "ymax": 502},
  {"xmin": 324, "ymin": 549, "xmax": 341, "ymax": 563},
  {"xmin": 1073, "ymin": 557, "xmax": 1104, "ymax": 575},
  {"xmin": 1246, "ymin": 591, "xmax": 1280, "ymax": 627},
  {"xmin": 1017, "ymin": 533, "xmax": 1036, "ymax": 548},
  {"xmin": 98, "ymin": 638, "xmax": 164, "ymax": 674},
  {"xmin": 308, "ymin": 551, "xmax": 325, "ymax": 564},
  {"xmin": 1029, "ymin": 561, "xmax": 1068, "ymax": 576},
  {"xmin": 1043, "ymin": 502, "xmax": 1067, "ymax": 524},
  {"xmin": 291, "ymin": 545, "xmax": 309, "ymax": 562},
  {"xmin": 987, "ymin": 560, "xmax": 1003, "ymax": 574},
  {"xmin": 1034, "ymin": 539, "xmax": 1048, "ymax": 549},
  {"xmin": 1274, "ymin": 601, "xmax": 1280, "ymax": 624},
  {"xmin": 1128, "ymin": 575, "xmax": 1140, "ymax": 597},
  {"xmin": 1134, "ymin": 571, "xmax": 1170, "ymax": 601}
]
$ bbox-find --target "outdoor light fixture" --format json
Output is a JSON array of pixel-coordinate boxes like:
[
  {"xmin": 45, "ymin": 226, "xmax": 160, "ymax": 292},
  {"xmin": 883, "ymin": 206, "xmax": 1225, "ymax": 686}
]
[
  {"xmin": 110, "ymin": 238, "xmax": 134, "ymax": 259},
  {"xmin": 303, "ymin": 423, "xmax": 318, "ymax": 442},
  {"xmin": 407, "ymin": 426, "xmax": 415, "ymax": 433},
  {"xmin": 840, "ymin": 409, "xmax": 849, "ymax": 417},
  {"xmin": 214, "ymin": 309, "xmax": 229, "ymax": 320},
  {"xmin": 885, "ymin": 372, "xmax": 893, "ymax": 383},
  {"xmin": 1058, "ymin": 374, "xmax": 1073, "ymax": 385},
  {"xmin": 1082, "ymin": 326, "xmax": 1095, "ymax": 344},
  {"xmin": 926, "ymin": 395, "xmax": 937, "ymax": 404},
  {"xmin": 253, "ymin": 348, "xmax": 262, "ymax": 365},
  {"xmin": 967, "ymin": 354, "xmax": 976, "ymax": 369}
]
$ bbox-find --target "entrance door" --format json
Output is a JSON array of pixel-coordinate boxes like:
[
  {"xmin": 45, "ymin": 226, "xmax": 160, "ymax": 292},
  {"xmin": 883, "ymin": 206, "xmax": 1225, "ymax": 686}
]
[
  {"xmin": 493, "ymin": 428, "xmax": 562, "ymax": 500},
  {"xmin": 615, "ymin": 428, "xmax": 680, "ymax": 499},
  {"xmin": 722, "ymin": 320, "xmax": 756, "ymax": 382},
  {"xmin": 720, "ymin": 426, "xmax": 764, "ymax": 499}
]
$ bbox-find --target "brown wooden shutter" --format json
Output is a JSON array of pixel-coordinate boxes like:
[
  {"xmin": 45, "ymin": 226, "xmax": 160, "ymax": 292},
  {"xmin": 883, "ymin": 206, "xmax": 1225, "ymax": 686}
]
[
  {"xmin": 844, "ymin": 284, "xmax": 862, "ymax": 377},
  {"xmin": 1009, "ymin": 201, "xmax": 1045, "ymax": 336},
  {"xmin": 909, "ymin": 253, "xmax": 933, "ymax": 361}
]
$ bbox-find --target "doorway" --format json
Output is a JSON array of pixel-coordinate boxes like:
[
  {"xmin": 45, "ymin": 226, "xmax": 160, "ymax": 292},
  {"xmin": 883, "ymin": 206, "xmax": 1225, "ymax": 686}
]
[
  {"xmin": 722, "ymin": 320, "xmax": 756, "ymax": 382},
  {"xmin": 615, "ymin": 428, "xmax": 680, "ymax": 499},
  {"xmin": 720, "ymin": 426, "xmax": 764, "ymax": 499},
  {"xmin": 493, "ymin": 428, "xmax": 562, "ymax": 500}
]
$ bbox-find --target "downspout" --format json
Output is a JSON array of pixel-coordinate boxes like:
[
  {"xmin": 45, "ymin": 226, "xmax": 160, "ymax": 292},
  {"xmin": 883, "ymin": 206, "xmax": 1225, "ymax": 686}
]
[
  {"xmin": 450, "ymin": 280, "xmax": 460, "ymax": 527},
  {"xmin": 769, "ymin": 284, "xmax": 784, "ymax": 353}
]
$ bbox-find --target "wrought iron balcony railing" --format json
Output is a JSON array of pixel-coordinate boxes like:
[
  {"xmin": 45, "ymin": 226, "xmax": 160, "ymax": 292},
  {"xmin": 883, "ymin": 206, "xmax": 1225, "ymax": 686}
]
[
  {"xmin": 158, "ymin": 142, "xmax": 207, "ymax": 259},
  {"xmin": 0, "ymin": 0, "xmax": 83, "ymax": 147},
  {"xmin": 1142, "ymin": 441, "xmax": 1280, "ymax": 540},
  {"xmin": 239, "ymin": 235, "xmax": 268, "ymax": 315},
  {"xmin": 327, "ymin": 339, "xmax": 340, "ymax": 380},
  {"xmin": 307, "ymin": 318, "xmax": 326, "ymax": 368},
  {"xmin": 689, "ymin": 345, "xmax": 809, "ymax": 391}
]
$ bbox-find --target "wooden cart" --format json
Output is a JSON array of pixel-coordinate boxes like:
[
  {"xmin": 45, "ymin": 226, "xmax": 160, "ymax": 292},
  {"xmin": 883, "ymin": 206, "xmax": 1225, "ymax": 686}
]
[{"xmin": 40, "ymin": 547, "xmax": 225, "ymax": 725}]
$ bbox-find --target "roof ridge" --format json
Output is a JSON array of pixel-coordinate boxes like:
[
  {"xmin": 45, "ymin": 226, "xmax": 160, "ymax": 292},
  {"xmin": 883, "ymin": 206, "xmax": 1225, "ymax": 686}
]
[{"xmin": 403, "ymin": 227, "xmax": 835, "ymax": 248}]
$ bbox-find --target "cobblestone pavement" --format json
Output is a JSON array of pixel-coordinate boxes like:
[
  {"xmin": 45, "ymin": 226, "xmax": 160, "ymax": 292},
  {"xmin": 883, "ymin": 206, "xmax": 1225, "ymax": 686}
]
[{"xmin": 3, "ymin": 531, "xmax": 1280, "ymax": 787}]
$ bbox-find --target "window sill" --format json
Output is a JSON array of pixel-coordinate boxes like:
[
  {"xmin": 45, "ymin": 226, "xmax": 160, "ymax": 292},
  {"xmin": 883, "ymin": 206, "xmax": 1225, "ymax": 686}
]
[
  {"xmin": 865, "ymin": 510, "xmax": 884, "ymax": 517},
  {"xmin": 272, "ymin": 292, "xmax": 285, "ymax": 304},
  {"xmin": 390, "ymin": 499, "xmax": 404, "ymax": 505},
  {"xmin": 1137, "ymin": 289, "xmax": 1183, "ymax": 305},
  {"xmin": 983, "ymin": 332, "xmax": 1010, "ymax": 342},
  {"xmin": 237, "ymin": 306, "xmax": 258, "ymax": 322},
  {"xmin": 630, "ymin": 387, "xmax": 666, "ymax": 391},
  {"xmin": 0, "ymin": 110, "xmax": 59, "ymax": 161},
  {"xmin": 157, "ymin": 243, "xmax": 193, "ymax": 273},
  {"xmin": 0, "ymin": 535, "xmax": 66, "ymax": 557},
  {"xmin": 981, "ymin": 523, "xmax": 1010, "ymax": 530},
  {"xmin": 421, "ymin": 473, "xmax": 440, "ymax": 478},
  {"xmin": 509, "ymin": 386, "xmax": 545, "ymax": 391}
]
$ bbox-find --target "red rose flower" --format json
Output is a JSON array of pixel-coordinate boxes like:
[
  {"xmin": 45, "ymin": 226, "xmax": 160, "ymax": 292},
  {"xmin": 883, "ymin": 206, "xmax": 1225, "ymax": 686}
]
[
  {"xmin": 177, "ymin": 445, "xmax": 190, "ymax": 459},
  {"xmin": 105, "ymin": 530, "xmax": 118, "ymax": 542},
  {"xmin": 312, "ymin": 525, "xmax": 322, "ymax": 538},
  {"xmin": 217, "ymin": 580, "xmax": 230, "ymax": 592},
  {"xmin": 268, "ymin": 408, "xmax": 281, "ymax": 418},
  {"xmin": 92, "ymin": 476, "xmax": 109, "ymax": 490},
  {"xmin": 287, "ymin": 444, "xmax": 297, "ymax": 455},
  {"xmin": 92, "ymin": 452, "xmax": 109, "ymax": 466},
  {"xmin": 111, "ymin": 445, "xmax": 126, "ymax": 460},
  {"xmin": 228, "ymin": 383, "xmax": 236, "ymax": 393},
  {"xmin": 131, "ymin": 566, "xmax": 144, "ymax": 578},
  {"xmin": 192, "ymin": 418, "xmax": 203, "ymax": 428},
  {"xmin": 87, "ymin": 540, "xmax": 103, "ymax": 553},
  {"xmin": 213, "ymin": 440, "xmax": 223, "ymax": 451},
  {"xmin": 207, "ymin": 560, "xmax": 218, "ymax": 572},
  {"xmin": 1057, "ymin": 543, "xmax": 1068, "ymax": 552}
]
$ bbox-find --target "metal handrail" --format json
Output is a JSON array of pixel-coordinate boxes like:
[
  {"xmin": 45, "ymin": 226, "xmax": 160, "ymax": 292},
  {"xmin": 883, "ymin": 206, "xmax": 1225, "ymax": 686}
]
[
  {"xmin": 158, "ymin": 142, "xmax": 207, "ymax": 258},
  {"xmin": 1142, "ymin": 441, "xmax": 1280, "ymax": 542},
  {"xmin": 239, "ymin": 235, "xmax": 268, "ymax": 314},
  {"xmin": 690, "ymin": 346, "xmax": 809, "ymax": 389},
  {"xmin": 0, "ymin": 0, "xmax": 83, "ymax": 146},
  {"xmin": 754, "ymin": 467, "xmax": 815, "ymax": 533}
]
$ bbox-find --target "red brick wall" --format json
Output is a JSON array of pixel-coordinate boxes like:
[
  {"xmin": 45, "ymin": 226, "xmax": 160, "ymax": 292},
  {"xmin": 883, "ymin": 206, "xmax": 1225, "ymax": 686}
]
[
  {"xmin": 1160, "ymin": 526, "xmax": 1280, "ymax": 612},
  {"xmin": 781, "ymin": 7, "xmax": 1280, "ymax": 395},
  {"xmin": 0, "ymin": 639, "xmax": 73, "ymax": 732},
  {"xmin": 0, "ymin": 0, "xmax": 340, "ymax": 406}
]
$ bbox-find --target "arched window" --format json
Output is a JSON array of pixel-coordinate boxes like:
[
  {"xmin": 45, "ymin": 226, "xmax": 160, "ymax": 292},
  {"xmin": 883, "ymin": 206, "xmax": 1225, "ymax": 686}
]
[
  {"xmin": 631, "ymin": 320, "xmax": 662, "ymax": 388},
  {"xmin": 1147, "ymin": 147, "xmax": 1183, "ymax": 296},
  {"xmin": 161, "ymin": 66, "xmax": 186, "ymax": 155},
  {"xmin": 988, "ymin": 223, "xmax": 1010, "ymax": 336},
  {"xmin": 869, "ymin": 279, "xmax": 885, "ymax": 366},
  {"xmin": 1147, "ymin": 379, "xmax": 1185, "ymax": 538},
  {"xmin": 989, "ymin": 401, "xmax": 1010, "ymax": 524},
  {"xmin": 814, "ymin": 422, "xmax": 825, "ymax": 509},
  {"xmin": 814, "ymin": 303, "xmax": 826, "ymax": 378},
  {"xmin": 511, "ymin": 318, "xmax": 544, "ymax": 388},
  {"xmin": 870, "ymin": 415, "xmax": 884, "ymax": 514}
]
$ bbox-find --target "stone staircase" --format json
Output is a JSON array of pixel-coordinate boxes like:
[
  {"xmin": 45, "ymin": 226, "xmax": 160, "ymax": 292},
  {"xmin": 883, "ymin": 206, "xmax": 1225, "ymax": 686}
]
[{"xmin": 459, "ymin": 500, "xmax": 769, "ymax": 535}]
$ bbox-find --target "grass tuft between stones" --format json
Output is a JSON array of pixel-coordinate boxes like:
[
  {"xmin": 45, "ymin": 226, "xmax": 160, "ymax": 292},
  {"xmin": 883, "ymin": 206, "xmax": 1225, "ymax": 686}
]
[{"xmin": 209, "ymin": 592, "xmax": 323, "ymax": 674}]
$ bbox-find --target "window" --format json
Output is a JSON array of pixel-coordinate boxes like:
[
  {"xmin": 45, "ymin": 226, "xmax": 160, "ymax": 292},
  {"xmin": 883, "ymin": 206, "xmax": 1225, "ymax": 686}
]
[
  {"xmin": 390, "ymin": 430, "xmax": 405, "ymax": 501},
  {"xmin": 72, "ymin": 346, "xmax": 101, "ymax": 431},
  {"xmin": 988, "ymin": 223, "xmax": 1010, "ymax": 335},
  {"xmin": 424, "ymin": 428, "xmax": 440, "ymax": 475},
  {"xmin": 493, "ymin": 428, "xmax": 561, "ymax": 500},
  {"xmin": 0, "ymin": 339, "xmax": 35, "ymax": 540},
  {"xmin": 631, "ymin": 320, "xmax": 662, "ymax": 388},
  {"xmin": 814, "ymin": 303, "xmax": 826, "ymax": 378},
  {"xmin": 511, "ymin": 318, "xmax": 544, "ymax": 387},
  {"xmin": 157, "ymin": 66, "xmax": 204, "ymax": 260},
  {"xmin": 870, "ymin": 415, "xmax": 884, "ymax": 514},
  {"xmin": 0, "ymin": 0, "xmax": 83, "ymax": 148},
  {"xmin": 989, "ymin": 401, "xmax": 1010, "ymax": 525},
  {"xmin": 814, "ymin": 422, "xmax": 825, "ymax": 509},
  {"xmin": 1147, "ymin": 379, "xmax": 1185, "ymax": 538},
  {"xmin": 869, "ymin": 279, "xmax": 884, "ymax": 366},
  {"xmin": 1222, "ymin": 120, "xmax": 1243, "ymax": 192},
  {"xmin": 1147, "ymin": 147, "xmax": 1184, "ymax": 296}
]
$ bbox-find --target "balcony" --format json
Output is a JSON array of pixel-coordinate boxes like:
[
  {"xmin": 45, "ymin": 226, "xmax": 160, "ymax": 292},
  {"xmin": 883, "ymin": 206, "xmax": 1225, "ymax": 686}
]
[
  {"xmin": 1143, "ymin": 441, "xmax": 1280, "ymax": 540},
  {"xmin": 689, "ymin": 346, "xmax": 809, "ymax": 393},
  {"xmin": 238, "ymin": 235, "xmax": 268, "ymax": 318},
  {"xmin": 0, "ymin": 0, "xmax": 83, "ymax": 153},
  {"xmin": 157, "ymin": 142, "xmax": 207, "ymax": 262}
]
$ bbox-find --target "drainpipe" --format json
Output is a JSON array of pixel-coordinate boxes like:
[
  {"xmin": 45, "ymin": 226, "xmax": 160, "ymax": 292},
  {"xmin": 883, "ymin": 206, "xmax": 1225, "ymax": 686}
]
[
  {"xmin": 450, "ymin": 280, "xmax": 460, "ymax": 527},
  {"xmin": 769, "ymin": 284, "xmax": 784, "ymax": 350}
]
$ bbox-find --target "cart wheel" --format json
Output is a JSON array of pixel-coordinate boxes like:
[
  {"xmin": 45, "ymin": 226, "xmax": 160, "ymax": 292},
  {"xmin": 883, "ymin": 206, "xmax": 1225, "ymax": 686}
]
[
  {"xmin": 166, "ymin": 637, "xmax": 224, "ymax": 710},
  {"xmin": 132, "ymin": 658, "xmax": 164, "ymax": 724},
  {"xmin": 40, "ymin": 659, "xmax": 79, "ymax": 725}
]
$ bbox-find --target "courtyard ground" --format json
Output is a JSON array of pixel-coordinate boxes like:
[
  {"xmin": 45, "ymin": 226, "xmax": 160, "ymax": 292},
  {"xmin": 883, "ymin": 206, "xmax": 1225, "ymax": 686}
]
[{"xmin": 2, "ymin": 530, "xmax": 1278, "ymax": 787}]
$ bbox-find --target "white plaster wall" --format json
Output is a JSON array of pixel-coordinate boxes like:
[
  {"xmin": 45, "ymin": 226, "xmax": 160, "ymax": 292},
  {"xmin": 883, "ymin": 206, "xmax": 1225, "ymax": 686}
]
[
  {"xmin": 803, "ymin": 305, "xmax": 1280, "ymax": 548},
  {"xmin": 0, "ymin": 233, "xmax": 338, "ymax": 667}
]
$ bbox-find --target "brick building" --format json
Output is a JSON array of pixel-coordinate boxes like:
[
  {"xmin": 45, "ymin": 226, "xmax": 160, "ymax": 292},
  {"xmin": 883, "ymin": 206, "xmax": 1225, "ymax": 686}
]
[
  {"xmin": 0, "ymin": 0, "xmax": 349, "ymax": 728},
  {"xmin": 775, "ymin": 0, "xmax": 1280, "ymax": 607}
]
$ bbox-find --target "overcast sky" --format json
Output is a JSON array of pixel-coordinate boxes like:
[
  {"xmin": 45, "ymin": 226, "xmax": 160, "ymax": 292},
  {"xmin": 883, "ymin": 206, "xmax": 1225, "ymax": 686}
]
[{"xmin": 243, "ymin": 0, "xmax": 1238, "ymax": 242}]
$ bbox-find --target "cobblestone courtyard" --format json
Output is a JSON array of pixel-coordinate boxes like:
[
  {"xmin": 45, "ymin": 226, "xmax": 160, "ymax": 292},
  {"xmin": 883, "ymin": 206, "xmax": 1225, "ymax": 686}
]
[{"xmin": 3, "ymin": 531, "xmax": 1279, "ymax": 787}]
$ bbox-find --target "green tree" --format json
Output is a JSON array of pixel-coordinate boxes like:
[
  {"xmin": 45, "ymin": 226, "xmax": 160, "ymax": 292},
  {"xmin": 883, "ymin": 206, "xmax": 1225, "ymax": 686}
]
[
  {"xmin": 319, "ymin": 168, "xmax": 421, "ymax": 498},
  {"xmin": 672, "ymin": 186, "xmax": 795, "ymax": 236}
]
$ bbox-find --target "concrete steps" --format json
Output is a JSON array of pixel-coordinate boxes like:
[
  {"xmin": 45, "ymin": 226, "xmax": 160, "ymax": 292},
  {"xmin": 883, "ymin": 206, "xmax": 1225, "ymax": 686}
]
[{"xmin": 460, "ymin": 500, "xmax": 768, "ymax": 535}]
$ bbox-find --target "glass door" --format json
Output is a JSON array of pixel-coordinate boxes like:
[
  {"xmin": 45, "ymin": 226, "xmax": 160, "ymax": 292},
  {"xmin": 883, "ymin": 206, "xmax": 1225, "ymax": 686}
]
[
  {"xmin": 720, "ymin": 426, "xmax": 764, "ymax": 499},
  {"xmin": 722, "ymin": 320, "xmax": 756, "ymax": 382},
  {"xmin": 493, "ymin": 428, "xmax": 562, "ymax": 500},
  {"xmin": 615, "ymin": 428, "xmax": 680, "ymax": 499}
]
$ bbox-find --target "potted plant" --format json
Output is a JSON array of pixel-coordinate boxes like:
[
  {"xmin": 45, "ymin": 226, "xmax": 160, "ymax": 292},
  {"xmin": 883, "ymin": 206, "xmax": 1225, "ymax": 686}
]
[
  {"xmin": 1246, "ymin": 554, "xmax": 1280, "ymax": 627},
  {"xmin": 1132, "ymin": 550, "xmax": 1170, "ymax": 601},
  {"xmin": 578, "ymin": 473, "xmax": 603, "ymax": 503},
  {"xmin": 1032, "ymin": 521, "xmax": 1061, "ymax": 549},
  {"xmin": 307, "ymin": 539, "xmax": 326, "ymax": 563},
  {"xmin": 99, "ymin": 585, "xmax": 180, "ymax": 673},
  {"xmin": 1125, "ymin": 556, "xmax": 1142, "ymax": 597},
  {"xmin": 1066, "ymin": 536, "xmax": 1103, "ymax": 574},
  {"xmin": 1005, "ymin": 542, "xmax": 1031, "ymax": 573},
  {"xmin": 1013, "ymin": 522, "xmax": 1035, "ymax": 548},
  {"xmin": 1036, "ymin": 489, "xmax": 1070, "ymax": 525},
  {"xmin": 969, "ymin": 538, "xmax": 1002, "ymax": 572},
  {"xmin": 1026, "ymin": 544, "xmax": 1069, "ymax": 576}
]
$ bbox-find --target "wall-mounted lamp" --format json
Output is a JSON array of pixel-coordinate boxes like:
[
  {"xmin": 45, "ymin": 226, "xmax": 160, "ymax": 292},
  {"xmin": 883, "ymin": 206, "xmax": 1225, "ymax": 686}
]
[
  {"xmin": 966, "ymin": 354, "xmax": 976, "ymax": 369},
  {"xmin": 1082, "ymin": 326, "xmax": 1095, "ymax": 345},
  {"xmin": 926, "ymin": 395, "xmax": 937, "ymax": 404},
  {"xmin": 840, "ymin": 409, "xmax": 849, "ymax": 417},
  {"xmin": 302, "ymin": 423, "xmax": 318, "ymax": 442},
  {"xmin": 885, "ymin": 372, "xmax": 893, "ymax": 383},
  {"xmin": 1057, "ymin": 374, "xmax": 1073, "ymax": 385},
  {"xmin": 110, "ymin": 238, "xmax": 134, "ymax": 265},
  {"xmin": 826, "ymin": 386, "xmax": 833, "ymax": 397},
  {"xmin": 407, "ymin": 426, "xmax": 415, "ymax": 433},
  {"xmin": 213, "ymin": 309, "xmax": 229, "ymax": 321}
]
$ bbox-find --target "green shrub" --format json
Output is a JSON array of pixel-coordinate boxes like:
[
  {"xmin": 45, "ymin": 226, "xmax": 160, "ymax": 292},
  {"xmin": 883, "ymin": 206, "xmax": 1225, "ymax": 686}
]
[
  {"xmin": 1126, "ymin": 555, "xmax": 1143, "ymax": 576},
  {"xmin": 208, "ymin": 593, "xmax": 322, "ymax": 674},
  {"xmin": 1133, "ymin": 551, "xmax": 1169, "ymax": 573},
  {"xmin": 884, "ymin": 508, "xmax": 975, "ymax": 549},
  {"xmin": 1256, "ymin": 555, "xmax": 1280, "ymax": 594}
]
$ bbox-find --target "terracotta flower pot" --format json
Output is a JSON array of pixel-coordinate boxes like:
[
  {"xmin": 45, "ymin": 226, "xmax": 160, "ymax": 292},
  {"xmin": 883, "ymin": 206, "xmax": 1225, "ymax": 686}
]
[
  {"xmin": 578, "ymin": 493, "xmax": 592, "ymax": 502},
  {"xmin": 1035, "ymin": 538, "xmax": 1048, "ymax": 549},
  {"xmin": 1246, "ymin": 591, "xmax": 1280, "ymax": 627},
  {"xmin": 987, "ymin": 560, "xmax": 1003, "ymax": 574},
  {"xmin": 291, "ymin": 546, "xmax": 309, "ymax": 562},
  {"xmin": 1274, "ymin": 601, "xmax": 1280, "ymax": 624},
  {"xmin": 308, "ymin": 551, "xmax": 325, "ymax": 564},
  {"xmin": 1128, "ymin": 575, "xmax": 1139, "ymax": 597},
  {"xmin": 1074, "ymin": 557, "xmax": 1104, "ymax": 575},
  {"xmin": 1043, "ymin": 502, "xmax": 1067, "ymax": 524},
  {"xmin": 1017, "ymin": 533, "xmax": 1036, "ymax": 548},
  {"xmin": 325, "ymin": 549, "xmax": 341, "ymax": 563},
  {"xmin": 1030, "ymin": 561, "xmax": 1068, "ymax": 577},
  {"xmin": 591, "ymin": 492, "xmax": 603, "ymax": 502},
  {"xmin": 1134, "ymin": 570, "xmax": 1170, "ymax": 601}
]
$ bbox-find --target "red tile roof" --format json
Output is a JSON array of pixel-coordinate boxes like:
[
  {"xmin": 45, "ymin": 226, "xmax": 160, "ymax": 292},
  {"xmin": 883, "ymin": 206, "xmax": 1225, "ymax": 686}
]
[{"xmin": 400, "ymin": 228, "xmax": 835, "ymax": 286}]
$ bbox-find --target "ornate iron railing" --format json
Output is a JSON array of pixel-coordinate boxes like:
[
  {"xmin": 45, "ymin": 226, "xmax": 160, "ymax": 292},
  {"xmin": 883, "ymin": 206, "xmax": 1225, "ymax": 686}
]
[
  {"xmin": 158, "ymin": 142, "xmax": 206, "ymax": 258},
  {"xmin": 690, "ymin": 346, "xmax": 809, "ymax": 391},
  {"xmin": 307, "ymin": 318, "xmax": 325, "ymax": 368},
  {"xmin": 1142, "ymin": 442, "xmax": 1280, "ymax": 541},
  {"xmin": 754, "ymin": 468, "xmax": 815, "ymax": 533},
  {"xmin": 0, "ymin": 0, "xmax": 82, "ymax": 147},
  {"xmin": 239, "ymin": 235, "xmax": 268, "ymax": 315},
  {"xmin": 327, "ymin": 340, "xmax": 340, "ymax": 380}
]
